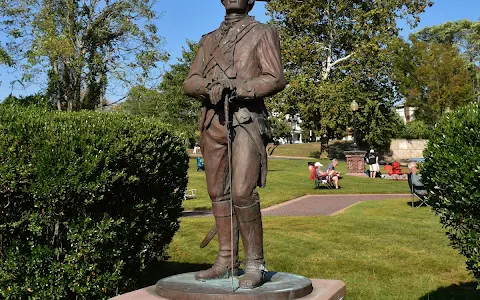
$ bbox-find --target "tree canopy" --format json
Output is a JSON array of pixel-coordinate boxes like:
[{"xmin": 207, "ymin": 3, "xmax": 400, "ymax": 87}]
[
  {"xmin": 412, "ymin": 19, "xmax": 480, "ymax": 103},
  {"xmin": 0, "ymin": 0, "xmax": 168, "ymax": 111},
  {"xmin": 265, "ymin": 0, "xmax": 432, "ymax": 150},
  {"xmin": 391, "ymin": 37, "xmax": 475, "ymax": 125},
  {"xmin": 122, "ymin": 40, "xmax": 201, "ymax": 139}
]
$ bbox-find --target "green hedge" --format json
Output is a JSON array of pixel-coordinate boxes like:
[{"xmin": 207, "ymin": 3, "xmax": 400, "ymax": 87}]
[
  {"xmin": 0, "ymin": 106, "xmax": 188, "ymax": 299},
  {"xmin": 399, "ymin": 120, "xmax": 431, "ymax": 140},
  {"xmin": 422, "ymin": 103, "xmax": 480, "ymax": 285}
]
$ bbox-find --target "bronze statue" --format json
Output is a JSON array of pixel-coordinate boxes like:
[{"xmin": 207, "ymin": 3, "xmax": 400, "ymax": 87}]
[{"xmin": 184, "ymin": 0, "xmax": 285, "ymax": 289}]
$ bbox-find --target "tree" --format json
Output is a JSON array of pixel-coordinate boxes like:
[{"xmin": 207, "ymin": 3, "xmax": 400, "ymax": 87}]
[
  {"xmin": 2, "ymin": 93, "xmax": 54, "ymax": 109},
  {"xmin": 0, "ymin": 4, "xmax": 13, "ymax": 67},
  {"xmin": 123, "ymin": 41, "xmax": 201, "ymax": 139},
  {"xmin": 391, "ymin": 38, "xmax": 475, "ymax": 125},
  {"xmin": 0, "ymin": 0, "xmax": 168, "ymax": 111},
  {"xmin": 267, "ymin": 115, "xmax": 291, "ymax": 143},
  {"xmin": 0, "ymin": 45, "xmax": 11, "ymax": 66},
  {"xmin": 412, "ymin": 20, "xmax": 480, "ymax": 103},
  {"xmin": 265, "ymin": 0, "xmax": 432, "ymax": 151}
]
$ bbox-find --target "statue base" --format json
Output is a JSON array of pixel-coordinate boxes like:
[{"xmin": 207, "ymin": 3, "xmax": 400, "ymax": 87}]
[
  {"xmin": 109, "ymin": 272, "xmax": 346, "ymax": 300},
  {"xmin": 156, "ymin": 271, "xmax": 312, "ymax": 299}
]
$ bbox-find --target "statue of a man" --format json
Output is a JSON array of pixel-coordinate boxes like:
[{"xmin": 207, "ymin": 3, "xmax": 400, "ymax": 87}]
[{"xmin": 184, "ymin": 0, "xmax": 285, "ymax": 289}]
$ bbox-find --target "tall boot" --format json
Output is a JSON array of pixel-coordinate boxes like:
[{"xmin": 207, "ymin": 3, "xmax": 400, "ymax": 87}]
[
  {"xmin": 236, "ymin": 202, "xmax": 265, "ymax": 289},
  {"xmin": 195, "ymin": 199, "xmax": 239, "ymax": 280}
]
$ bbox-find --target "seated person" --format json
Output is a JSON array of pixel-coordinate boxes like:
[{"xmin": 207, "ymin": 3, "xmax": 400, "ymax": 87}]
[
  {"xmin": 314, "ymin": 162, "xmax": 327, "ymax": 179},
  {"xmin": 196, "ymin": 157, "xmax": 205, "ymax": 171},
  {"xmin": 324, "ymin": 159, "xmax": 341, "ymax": 189},
  {"xmin": 407, "ymin": 162, "xmax": 427, "ymax": 196},
  {"xmin": 391, "ymin": 161, "xmax": 407, "ymax": 180}
]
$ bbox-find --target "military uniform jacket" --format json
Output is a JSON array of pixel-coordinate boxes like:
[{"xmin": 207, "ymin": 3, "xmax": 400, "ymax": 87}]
[{"xmin": 184, "ymin": 16, "xmax": 286, "ymax": 130}]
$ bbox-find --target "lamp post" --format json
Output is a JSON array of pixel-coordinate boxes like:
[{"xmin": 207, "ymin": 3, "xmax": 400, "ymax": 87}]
[{"xmin": 350, "ymin": 100, "xmax": 359, "ymax": 151}]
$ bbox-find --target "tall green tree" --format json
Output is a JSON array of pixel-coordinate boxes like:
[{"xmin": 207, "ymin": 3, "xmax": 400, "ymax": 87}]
[
  {"xmin": 123, "ymin": 41, "xmax": 201, "ymax": 139},
  {"xmin": 0, "ymin": 4, "xmax": 12, "ymax": 67},
  {"xmin": 391, "ymin": 38, "xmax": 475, "ymax": 125},
  {"xmin": 265, "ymin": 0, "xmax": 432, "ymax": 150},
  {"xmin": 412, "ymin": 20, "xmax": 480, "ymax": 103},
  {"xmin": 0, "ymin": 0, "xmax": 168, "ymax": 111}
]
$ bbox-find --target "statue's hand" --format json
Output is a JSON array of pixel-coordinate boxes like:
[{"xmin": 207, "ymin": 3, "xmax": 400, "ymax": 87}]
[{"xmin": 208, "ymin": 79, "xmax": 236, "ymax": 105}]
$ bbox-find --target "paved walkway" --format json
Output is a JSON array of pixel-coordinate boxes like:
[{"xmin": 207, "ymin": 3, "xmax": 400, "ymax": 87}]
[
  {"xmin": 262, "ymin": 194, "xmax": 409, "ymax": 216},
  {"xmin": 183, "ymin": 194, "xmax": 410, "ymax": 217}
]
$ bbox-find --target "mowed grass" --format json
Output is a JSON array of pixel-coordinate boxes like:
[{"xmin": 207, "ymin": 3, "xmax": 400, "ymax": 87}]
[
  {"xmin": 266, "ymin": 142, "xmax": 322, "ymax": 157},
  {"xmin": 160, "ymin": 200, "xmax": 478, "ymax": 300},
  {"xmin": 184, "ymin": 158, "xmax": 410, "ymax": 211}
]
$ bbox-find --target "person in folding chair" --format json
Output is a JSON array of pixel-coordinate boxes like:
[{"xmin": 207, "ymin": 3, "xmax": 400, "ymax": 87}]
[
  {"xmin": 324, "ymin": 159, "xmax": 341, "ymax": 189},
  {"xmin": 407, "ymin": 161, "xmax": 428, "ymax": 207},
  {"xmin": 314, "ymin": 162, "xmax": 334, "ymax": 189}
]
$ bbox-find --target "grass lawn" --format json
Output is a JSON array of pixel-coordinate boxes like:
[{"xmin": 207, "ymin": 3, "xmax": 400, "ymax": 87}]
[
  {"xmin": 184, "ymin": 158, "xmax": 411, "ymax": 211},
  {"xmin": 147, "ymin": 200, "xmax": 478, "ymax": 300},
  {"xmin": 266, "ymin": 142, "xmax": 322, "ymax": 157}
]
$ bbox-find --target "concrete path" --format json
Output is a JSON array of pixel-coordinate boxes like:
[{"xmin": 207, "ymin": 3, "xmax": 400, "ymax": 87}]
[
  {"xmin": 262, "ymin": 194, "xmax": 410, "ymax": 216},
  {"xmin": 183, "ymin": 194, "xmax": 410, "ymax": 217}
]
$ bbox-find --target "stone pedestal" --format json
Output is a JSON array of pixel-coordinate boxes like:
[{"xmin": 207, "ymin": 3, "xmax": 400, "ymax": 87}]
[
  {"xmin": 344, "ymin": 150, "xmax": 367, "ymax": 176},
  {"xmin": 110, "ymin": 275, "xmax": 346, "ymax": 300}
]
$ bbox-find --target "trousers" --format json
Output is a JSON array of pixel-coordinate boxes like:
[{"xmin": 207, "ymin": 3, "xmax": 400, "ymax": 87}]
[{"xmin": 201, "ymin": 112, "xmax": 264, "ymax": 206}]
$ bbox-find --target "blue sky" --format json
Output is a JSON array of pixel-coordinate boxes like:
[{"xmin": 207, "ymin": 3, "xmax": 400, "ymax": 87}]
[{"xmin": 0, "ymin": 0, "xmax": 478, "ymax": 101}]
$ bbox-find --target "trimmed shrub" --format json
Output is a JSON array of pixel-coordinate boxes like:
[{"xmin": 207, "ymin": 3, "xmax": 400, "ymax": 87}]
[
  {"xmin": 0, "ymin": 106, "xmax": 188, "ymax": 299},
  {"xmin": 326, "ymin": 140, "xmax": 354, "ymax": 159},
  {"xmin": 422, "ymin": 103, "xmax": 480, "ymax": 285},
  {"xmin": 399, "ymin": 120, "xmax": 431, "ymax": 140}
]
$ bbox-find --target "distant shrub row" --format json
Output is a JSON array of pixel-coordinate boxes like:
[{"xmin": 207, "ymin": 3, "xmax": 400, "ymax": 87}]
[{"xmin": 0, "ymin": 106, "xmax": 188, "ymax": 299}]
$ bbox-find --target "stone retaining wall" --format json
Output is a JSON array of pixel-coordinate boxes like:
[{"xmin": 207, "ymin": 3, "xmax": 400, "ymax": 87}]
[{"xmin": 387, "ymin": 139, "xmax": 428, "ymax": 160}]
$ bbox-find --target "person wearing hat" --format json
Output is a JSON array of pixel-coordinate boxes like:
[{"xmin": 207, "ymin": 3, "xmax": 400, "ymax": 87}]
[
  {"xmin": 366, "ymin": 149, "xmax": 379, "ymax": 178},
  {"xmin": 184, "ymin": 0, "xmax": 285, "ymax": 289}
]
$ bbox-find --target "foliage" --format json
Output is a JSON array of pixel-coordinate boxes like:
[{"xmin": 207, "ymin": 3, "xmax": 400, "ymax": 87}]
[
  {"xmin": 0, "ymin": 0, "xmax": 168, "ymax": 111},
  {"xmin": 398, "ymin": 120, "xmax": 431, "ymax": 139},
  {"xmin": 2, "ymin": 93, "xmax": 54, "ymax": 110},
  {"xmin": 326, "ymin": 140, "xmax": 354, "ymax": 160},
  {"xmin": 123, "ymin": 40, "xmax": 201, "ymax": 139},
  {"xmin": 0, "ymin": 44, "xmax": 12, "ymax": 66},
  {"xmin": 391, "ymin": 37, "xmax": 475, "ymax": 125},
  {"xmin": 0, "ymin": 106, "xmax": 188, "ymax": 299},
  {"xmin": 413, "ymin": 19, "xmax": 480, "ymax": 103},
  {"xmin": 422, "ymin": 103, "xmax": 480, "ymax": 286},
  {"xmin": 265, "ymin": 0, "xmax": 432, "ymax": 151},
  {"xmin": 266, "ymin": 115, "xmax": 291, "ymax": 143}
]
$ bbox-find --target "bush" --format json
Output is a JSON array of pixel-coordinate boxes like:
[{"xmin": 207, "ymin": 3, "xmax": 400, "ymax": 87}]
[
  {"xmin": 399, "ymin": 120, "xmax": 431, "ymax": 139},
  {"xmin": 309, "ymin": 151, "xmax": 321, "ymax": 159},
  {"xmin": 0, "ymin": 106, "xmax": 188, "ymax": 299},
  {"xmin": 326, "ymin": 140, "xmax": 354, "ymax": 159},
  {"xmin": 422, "ymin": 103, "xmax": 480, "ymax": 285}
]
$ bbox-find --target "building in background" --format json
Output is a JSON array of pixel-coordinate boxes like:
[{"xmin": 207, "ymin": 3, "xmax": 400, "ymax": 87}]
[
  {"xmin": 395, "ymin": 104, "xmax": 416, "ymax": 124},
  {"xmin": 276, "ymin": 114, "xmax": 303, "ymax": 144}
]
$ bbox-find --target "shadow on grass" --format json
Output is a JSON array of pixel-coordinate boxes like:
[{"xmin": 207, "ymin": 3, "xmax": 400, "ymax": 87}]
[
  {"xmin": 137, "ymin": 261, "xmax": 212, "ymax": 288},
  {"xmin": 267, "ymin": 145, "xmax": 279, "ymax": 156},
  {"xmin": 406, "ymin": 200, "xmax": 428, "ymax": 208},
  {"xmin": 419, "ymin": 282, "xmax": 480, "ymax": 300},
  {"xmin": 182, "ymin": 210, "xmax": 212, "ymax": 216}
]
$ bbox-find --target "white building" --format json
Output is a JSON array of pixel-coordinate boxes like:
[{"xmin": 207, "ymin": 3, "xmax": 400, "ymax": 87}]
[
  {"xmin": 395, "ymin": 104, "xmax": 416, "ymax": 124},
  {"xmin": 277, "ymin": 114, "xmax": 303, "ymax": 144}
]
